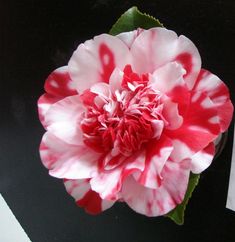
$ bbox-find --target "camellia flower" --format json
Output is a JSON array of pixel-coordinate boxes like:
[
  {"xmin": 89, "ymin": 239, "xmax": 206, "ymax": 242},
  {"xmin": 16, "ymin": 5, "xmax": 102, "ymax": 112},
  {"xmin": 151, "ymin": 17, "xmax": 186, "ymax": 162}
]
[{"xmin": 38, "ymin": 27, "xmax": 233, "ymax": 216}]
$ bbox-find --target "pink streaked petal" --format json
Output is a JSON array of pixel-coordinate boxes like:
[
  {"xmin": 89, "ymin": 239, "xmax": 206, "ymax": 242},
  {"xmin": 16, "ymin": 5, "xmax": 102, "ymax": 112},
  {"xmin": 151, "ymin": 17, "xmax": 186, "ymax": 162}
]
[
  {"xmin": 64, "ymin": 179, "xmax": 114, "ymax": 214},
  {"xmin": 151, "ymin": 120, "xmax": 164, "ymax": 138},
  {"xmin": 168, "ymin": 129, "xmax": 217, "ymax": 162},
  {"xmin": 44, "ymin": 66, "xmax": 77, "ymax": 97},
  {"xmin": 131, "ymin": 27, "xmax": 201, "ymax": 89},
  {"xmin": 122, "ymin": 161, "xmax": 190, "ymax": 216},
  {"xmin": 109, "ymin": 67, "xmax": 124, "ymax": 94},
  {"xmin": 134, "ymin": 136, "xmax": 173, "ymax": 189},
  {"xmin": 40, "ymin": 132, "xmax": 99, "ymax": 179},
  {"xmin": 90, "ymin": 82, "xmax": 110, "ymax": 100},
  {"xmin": 190, "ymin": 142, "xmax": 215, "ymax": 174},
  {"xmin": 217, "ymin": 100, "xmax": 234, "ymax": 132},
  {"xmin": 193, "ymin": 69, "xmax": 233, "ymax": 131},
  {"xmin": 162, "ymin": 98, "xmax": 183, "ymax": 130},
  {"xmin": 116, "ymin": 28, "xmax": 144, "ymax": 48},
  {"xmin": 149, "ymin": 62, "xmax": 186, "ymax": 94},
  {"xmin": 45, "ymin": 95, "xmax": 84, "ymax": 145},
  {"xmin": 149, "ymin": 62, "xmax": 190, "ymax": 116},
  {"xmin": 90, "ymin": 151, "xmax": 145, "ymax": 201},
  {"xmin": 37, "ymin": 94, "xmax": 61, "ymax": 127},
  {"xmin": 166, "ymin": 93, "xmax": 220, "ymax": 156},
  {"xmin": 68, "ymin": 34, "xmax": 131, "ymax": 93}
]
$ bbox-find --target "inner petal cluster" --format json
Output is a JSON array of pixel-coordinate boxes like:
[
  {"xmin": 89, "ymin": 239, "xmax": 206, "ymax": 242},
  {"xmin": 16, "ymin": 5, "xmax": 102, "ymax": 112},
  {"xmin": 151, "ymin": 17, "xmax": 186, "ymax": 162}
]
[{"xmin": 81, "ymin": 65, "xmax": 165, "ymax": 159}]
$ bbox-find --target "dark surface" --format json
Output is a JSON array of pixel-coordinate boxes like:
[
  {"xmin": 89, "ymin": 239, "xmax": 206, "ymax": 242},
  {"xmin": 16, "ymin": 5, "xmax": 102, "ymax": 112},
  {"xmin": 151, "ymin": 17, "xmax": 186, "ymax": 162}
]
[{"xmin": 1, "ymin": 1, "xmax": 235, "ymax": 242}]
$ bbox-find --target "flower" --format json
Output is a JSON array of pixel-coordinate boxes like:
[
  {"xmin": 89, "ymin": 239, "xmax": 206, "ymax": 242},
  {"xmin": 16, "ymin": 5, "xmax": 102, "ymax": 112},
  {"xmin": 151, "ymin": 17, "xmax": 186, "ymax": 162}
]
[{"xmin": 38, "ymin": 27, "xmax": 233, "ymax": 216}]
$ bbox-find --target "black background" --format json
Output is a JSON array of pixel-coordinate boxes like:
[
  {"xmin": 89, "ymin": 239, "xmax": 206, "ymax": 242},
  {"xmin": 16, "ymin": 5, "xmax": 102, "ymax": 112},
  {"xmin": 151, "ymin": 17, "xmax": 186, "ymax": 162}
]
[{"xmin": 1, "ymin": 1, "xmax": 235, "ymax": 242}]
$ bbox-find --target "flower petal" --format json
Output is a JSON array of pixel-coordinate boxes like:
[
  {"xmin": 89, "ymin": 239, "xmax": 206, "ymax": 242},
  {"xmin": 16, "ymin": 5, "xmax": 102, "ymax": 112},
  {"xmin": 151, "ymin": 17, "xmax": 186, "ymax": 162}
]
[
  {"xmin": 190, "ymin": 142, "xmax": 215, "ymax": 174},
  {"xmin": 133, "ymin": 136, "xmax": 174, "ymax": 189},
  {"xmin": 122, "ymin": 161, "xmax": 190, "ymax": 216},
  {"xmin": 39, "ymin": 132, "xmax": 100, "ymax": 179},
  {"xmin": 64, "ymin": 179, "xmax": 114, "ymax": 214},
  {"xmin": 116, "ymin": 28, "xmax": 144, "ymax": 48},
  {"xmin": 90, "ymin": 151, "xmax": 145, "ymax": 201},
  {"xmin": 162, "ymin": 98, "xmax": 183, "ymax": 130},
  {"xmin": 193, "ymin": 69, "xmax": 234, "ymax": 132},
  {"xmin": 68, "ymin": 34, "xmax": 131, "ymax": 93},
  {"xmin": 166, "ymin": 92, "xmax": 220, "ymax": 160},
  {"xmin": 149, "ymin": 62, "xmax": 186, "ymax": 94},
  {"xmin": 149, "ymin": 62, "xmax": 190, "ymax": 116},
  {"xmin": 131, "ymin": 27, "xmax": 201, "ymax": 89},
  {"xmin": 44, "ymin": 66, "xmax": 77, "ymax": 97},
  {"xmin": 44, "ymin": 95, "xmax": 84, "ymax": 145},
  {"xmin": 38, "ymin": 94, "xmax": 61, "ymax": 128}
]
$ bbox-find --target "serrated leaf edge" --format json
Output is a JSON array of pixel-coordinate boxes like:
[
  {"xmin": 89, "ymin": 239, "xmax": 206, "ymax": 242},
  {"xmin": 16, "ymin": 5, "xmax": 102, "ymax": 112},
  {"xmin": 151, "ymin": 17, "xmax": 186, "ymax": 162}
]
[{"xmin": 109, "ymin": 6, "xmax": 163, "ymax": 35}]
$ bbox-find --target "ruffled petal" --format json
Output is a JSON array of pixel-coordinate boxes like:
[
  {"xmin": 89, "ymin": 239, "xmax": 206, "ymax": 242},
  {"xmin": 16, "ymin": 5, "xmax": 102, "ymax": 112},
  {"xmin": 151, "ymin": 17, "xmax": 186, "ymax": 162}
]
[
  {"xmin": 190, "ymin": 142, "xmax": 215, "ymax": 174},
  {"xmin": 131, "ymin": 27, "xmax": 201, "ymax": 89},
  {"xmin": 64, "ymin": 179, "xmax": 114, "ymax": 214},
  {"xmin": 193, "ymin": 69, "xmax": 233, "ymax": 132},
  {"xmin": 122, "ymin": 161, "xmax": 190, "ymax": 216},
  {"xmin": 90, "ymin": 151, "xmax": 145, "ymax": 201},
  {"xmin": 68, "ymin": 34, "xmax": 131, "ymax": 93},
  {"xmin": 133, "ymin": 136, "xmax": 174, "ymax": 189},
  {"xmin": 44, "ymin": 95, "xmax": 84, "ymax": 145},
  {"xmin": 162, "ymin": 98, "xmax": 183, "ymax": 130},
  {"xmin": 44, "ymin": 66, "xmax": 77, "ymax": 97},
  {"xmin": 39, "ymin": 132, "xmax": 100, "ymax": 179}
]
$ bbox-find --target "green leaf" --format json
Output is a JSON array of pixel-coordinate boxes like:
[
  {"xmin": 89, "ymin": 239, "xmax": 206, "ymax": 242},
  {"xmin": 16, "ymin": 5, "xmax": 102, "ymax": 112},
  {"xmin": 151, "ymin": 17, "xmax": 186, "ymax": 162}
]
[
  {"xmin": 109, "ymin": 6, "xmax": 163, "ymax": 36},
  {"xmin": 166, "ymin": 173, "xmax": 200, "ymax": 225}
]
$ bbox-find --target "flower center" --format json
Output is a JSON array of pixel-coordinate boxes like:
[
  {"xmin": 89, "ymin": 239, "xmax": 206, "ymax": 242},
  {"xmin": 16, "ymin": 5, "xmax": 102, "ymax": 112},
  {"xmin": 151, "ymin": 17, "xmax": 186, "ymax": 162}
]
[{"xmin": 81, "ymin": 65, "xmax": 165, "ymax": 157}]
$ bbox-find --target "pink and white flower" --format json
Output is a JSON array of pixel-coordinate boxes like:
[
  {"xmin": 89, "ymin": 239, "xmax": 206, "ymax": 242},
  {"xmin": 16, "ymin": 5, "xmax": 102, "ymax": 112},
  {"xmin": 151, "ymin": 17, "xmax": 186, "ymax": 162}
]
[{"xmin": 38, "ymin": 27, "xmax": 233, "ymax": 216}]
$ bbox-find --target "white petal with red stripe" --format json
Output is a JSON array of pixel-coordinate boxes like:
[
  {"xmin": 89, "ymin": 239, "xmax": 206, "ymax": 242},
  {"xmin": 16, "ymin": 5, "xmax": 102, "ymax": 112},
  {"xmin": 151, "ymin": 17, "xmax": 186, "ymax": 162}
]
[
  {"xmin": 116, "ymin": 28, "xmax": 144, "ymax": 48},
  {"xmin": 131, "ymin": 27, "xmax": 201, "ymax": 89},
  {"xmin": 68, "ymin": 34, "xmax": 131, "ymax": 93},
  {"xmin": 44, "ymin": 95, "xmax": 84, "ymax": 145},
  {"xmin": 64, "ymin": 179, "xmax": 114, "ymax": 214},
  {"xmin": 39, "ymin": 132, "xmax": 100, "ymax": 179},
  {"xmin": 122, "ymin": 161, "xmax": 190, "ymax": 216},
  {"xmin": 38, "ymin": 94, "xmax": 61, "ymax": 128},
  {"xmin": 44, "ymin": 66, "xmax": 77, "ymax": 97},
  {"xmin": 190, "ymin": 142, "xmax": 215, "ymax": 174},
  {"xmin": 133, "ymin": 136, "xmax": 173, "ymax": 189},
  {"xmin": 166, "ymin": 92, "xmax": 220, "ymax": 158},
  {"xmin": 90, "ymin": 151, "xmax": 145, "ymax": 201},
  {"xmin": 193, "ymin": 69, "xmax": 234, "ymax": 132}
]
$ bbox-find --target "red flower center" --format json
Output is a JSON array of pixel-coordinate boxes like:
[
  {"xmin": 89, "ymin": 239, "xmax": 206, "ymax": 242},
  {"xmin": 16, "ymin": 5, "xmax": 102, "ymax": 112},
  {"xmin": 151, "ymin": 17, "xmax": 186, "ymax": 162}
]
[{"xmin": 81, "ymin": 65, "xmax": 165, "ymax": 157}]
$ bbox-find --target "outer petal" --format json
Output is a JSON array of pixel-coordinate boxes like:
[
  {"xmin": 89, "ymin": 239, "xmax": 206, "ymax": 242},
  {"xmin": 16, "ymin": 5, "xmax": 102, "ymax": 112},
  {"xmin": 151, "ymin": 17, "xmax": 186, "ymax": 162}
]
[
  {"xmin": 44, "ymin": 66, "xmax": 77, "ymax": 97},
  {"xmin": 44, "ymin": 95, "xmax": 84, "ymax": 145},
  {"xmin": 190, "ymin": 142, "xmax": 215, "ymax": 174},
  {"xmin": 131, "ymin": 27, "xmax": 201, "ymax": 89},
  {"xmin": 122, "ymin": 161, "xmax": 190, "ymax": 216},
  {"xmin": 193, "ymin": 69, "xmax": 233, "ymax": 132},
  {"xmin": 90, "ymin": 151, "xmax": 145, "ymax": 201},
  {"xmin": 64, "ymin": 179, "xmax": 114, "ymax": 214},
  {"xmin": 116, "ymin": 28, "xmax": 144, "ymax": 48},
  {"xmin": 39, "ymin": 132, "xmax": 100, "ymax": 179},
  {"xmin": 38, "ymin": 94, "xmax": 61, "ymax": 128},
  {"xmin": 68, "ymin": 34, "xmax": 131, "ymax": 93},
  {"xmin": 166, "ymin": 92, "xmax": 220, "ymax": 160},
  {"xmin": 133, "ymin": 136, "xmax": 174, "ymax": 189}
]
